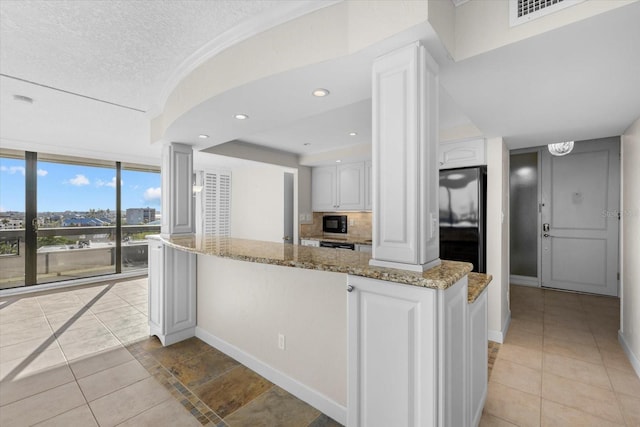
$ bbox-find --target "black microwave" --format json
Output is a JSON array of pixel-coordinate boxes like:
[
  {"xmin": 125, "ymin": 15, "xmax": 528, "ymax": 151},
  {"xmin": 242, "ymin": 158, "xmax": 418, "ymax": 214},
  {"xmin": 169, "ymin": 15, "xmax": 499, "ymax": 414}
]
[{"xmin": 323, "ymin": 215, "xmax": 347, "ymax": 234}]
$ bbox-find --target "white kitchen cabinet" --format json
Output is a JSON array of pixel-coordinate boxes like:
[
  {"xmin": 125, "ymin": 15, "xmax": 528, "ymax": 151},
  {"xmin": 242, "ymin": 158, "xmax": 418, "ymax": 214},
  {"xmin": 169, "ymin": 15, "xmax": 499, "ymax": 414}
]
[
  {"xmin": 148, "ymin": 239, "xmax": 197, "ymax": 346},
  {"xmin": 348, "ymin": 275, "xmax": 468, "ymax": 427},
  {"xmin": 355, "ymin": 244, "xmax": 372, "ymax": 253},
  {"xmin": 468, "ymin": 288, "xmax": 488, "ymax": 427},
  {"xmin": 311, "ymin": 162, "xmax": 365, "ymax": 212},
  {"xmin": 300, "ymin": 239, "xmax": 320, "ymax": 247},
  {"xmin": 364, "ymin": 160, "xmax": 372, "ymax": 211},
  {"xmin": 439, "ymin": 139, "xmax": 486, "ymax": 169}
]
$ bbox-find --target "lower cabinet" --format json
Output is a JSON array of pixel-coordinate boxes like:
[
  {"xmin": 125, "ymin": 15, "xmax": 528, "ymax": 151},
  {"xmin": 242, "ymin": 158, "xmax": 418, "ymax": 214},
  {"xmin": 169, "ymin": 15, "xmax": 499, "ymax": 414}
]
[
  {"xmin": 347, "ymin": 275, "xmax": 469, "ymax": 427},
  {"xmin": 148, "ymin": 240, "xmax": 197, "ymax": 346},
  {"xmin": 468, "ymin": 289, "xmax": 488, "ymax": 427}
]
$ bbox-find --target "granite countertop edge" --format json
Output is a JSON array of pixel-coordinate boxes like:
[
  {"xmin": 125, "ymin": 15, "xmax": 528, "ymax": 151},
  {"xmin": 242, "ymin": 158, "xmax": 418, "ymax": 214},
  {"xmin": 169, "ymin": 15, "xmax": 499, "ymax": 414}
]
[
  {"xmin": 467, "ymin": 272, "xmax": 493, "ymax": 304},
  {"xmin": 150, "ymin": 235, "xmax": 474, "ymax": 291}
]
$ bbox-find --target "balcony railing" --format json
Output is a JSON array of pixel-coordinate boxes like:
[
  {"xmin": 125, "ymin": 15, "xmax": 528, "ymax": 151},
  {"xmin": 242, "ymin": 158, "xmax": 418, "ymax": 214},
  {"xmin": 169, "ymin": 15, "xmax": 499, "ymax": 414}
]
[{"xmin": 0, "ymin": 225, "xmax": 160, "ymax": 290}]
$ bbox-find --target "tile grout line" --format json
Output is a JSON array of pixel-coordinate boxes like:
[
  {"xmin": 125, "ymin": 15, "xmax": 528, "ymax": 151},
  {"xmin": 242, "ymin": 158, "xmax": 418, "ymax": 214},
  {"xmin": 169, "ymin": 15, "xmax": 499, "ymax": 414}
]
[{"xmin": 125, "ymin": 340, "xmax": 227, "ymax": 426}]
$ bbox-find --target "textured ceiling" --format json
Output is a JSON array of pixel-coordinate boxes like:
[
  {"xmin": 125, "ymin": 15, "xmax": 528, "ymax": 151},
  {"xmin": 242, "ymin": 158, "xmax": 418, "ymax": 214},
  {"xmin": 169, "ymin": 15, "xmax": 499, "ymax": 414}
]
[{"xmin": 0, "ymin": 0, "xmax": 288, "ymax": 112}]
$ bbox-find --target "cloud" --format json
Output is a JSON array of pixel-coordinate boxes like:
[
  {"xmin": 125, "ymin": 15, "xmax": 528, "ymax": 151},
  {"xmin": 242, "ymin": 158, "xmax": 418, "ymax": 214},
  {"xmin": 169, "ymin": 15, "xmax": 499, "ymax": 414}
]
[
  {"xmin": 0, "ymin": 165, "xmax": 25, "ymax": 175},
  {"xmin": 143, "ymin": 187, "xmax": 161, "ymax": 203},
  {"xmin": 96, "ymin": 177, "xmax": 121, "ymax": 188},
  {"xmin": 37, "ymin": 169, "xmax": 48, "ymax": 176},
  {"xmin": 67, "ymin": 174, "xmax": 90, "ymax": 186}
]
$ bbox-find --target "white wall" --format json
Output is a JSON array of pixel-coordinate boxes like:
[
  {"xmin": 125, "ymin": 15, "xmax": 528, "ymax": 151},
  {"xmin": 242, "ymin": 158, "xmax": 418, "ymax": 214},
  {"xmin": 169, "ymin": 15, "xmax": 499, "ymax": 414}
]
[
  {"xmin": 231, "ymin": 164, "xmax": 294, "ymax": 243},
  {"xmin": 196, "ymin": 256, "xmax": 347, "ymax": 418},
  {"xmin": 486, "ymin": 137, "xmax": 511, "ymax": 342},
  {"xmin": 454, "ymin": 0, "xmax": 633, "ymax": 60},
  {"xmin": 620, "ymin": 116, "xmax": 640, "ymax": 375}
]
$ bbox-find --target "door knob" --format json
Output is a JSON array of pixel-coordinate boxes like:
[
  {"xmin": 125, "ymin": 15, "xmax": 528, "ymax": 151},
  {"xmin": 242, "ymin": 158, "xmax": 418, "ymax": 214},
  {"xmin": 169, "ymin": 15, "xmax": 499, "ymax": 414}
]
[{"xmin": 543, "ymin": 233, "xmax": 550, "ymax": 238}]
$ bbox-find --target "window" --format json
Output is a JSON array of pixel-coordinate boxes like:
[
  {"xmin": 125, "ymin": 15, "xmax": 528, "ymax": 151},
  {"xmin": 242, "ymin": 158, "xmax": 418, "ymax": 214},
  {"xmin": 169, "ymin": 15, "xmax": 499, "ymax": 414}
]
[
  {"xmin": 0, "ymin": 151, "xmax": 26, "ymax": 289},
  {"xmin": 0, "ymin": 150, "xmax": 160, "ymax": 290},
  {"xmin": 197, "ymin": 169, "xmax": 231, "ymax": 237},
  {"xmin": 36, "ymin": 157, "xmax": 117, "ymax": 284},
  {"xmin": 121, "ymin": 166, "xmax": 161, "ymax": 271}
]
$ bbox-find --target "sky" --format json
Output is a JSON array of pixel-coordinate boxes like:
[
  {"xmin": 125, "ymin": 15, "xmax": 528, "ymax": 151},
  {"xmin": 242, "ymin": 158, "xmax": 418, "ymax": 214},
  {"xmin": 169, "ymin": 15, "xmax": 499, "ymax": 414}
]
[{"xmin": 0, "ymin": 157, "xmax": 161, "ymax": 213}]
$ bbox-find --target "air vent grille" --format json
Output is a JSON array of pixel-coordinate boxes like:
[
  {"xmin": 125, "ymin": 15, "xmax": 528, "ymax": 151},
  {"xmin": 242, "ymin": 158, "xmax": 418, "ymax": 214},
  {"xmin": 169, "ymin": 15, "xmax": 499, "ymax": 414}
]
[
  {"xmin": 517, "ymin": 0, "xmax": 563, "ymax": 18},
  {"xmin": 510, "ymin": 0, "xmax": 584, "ymax": 27}
]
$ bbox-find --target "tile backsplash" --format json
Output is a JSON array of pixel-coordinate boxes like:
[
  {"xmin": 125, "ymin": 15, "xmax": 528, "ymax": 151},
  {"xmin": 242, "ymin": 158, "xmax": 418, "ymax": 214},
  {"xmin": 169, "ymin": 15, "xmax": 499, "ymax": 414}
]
[{"xmin": 300, "ymin": 212, "xmax": 372, "ymax": 240}]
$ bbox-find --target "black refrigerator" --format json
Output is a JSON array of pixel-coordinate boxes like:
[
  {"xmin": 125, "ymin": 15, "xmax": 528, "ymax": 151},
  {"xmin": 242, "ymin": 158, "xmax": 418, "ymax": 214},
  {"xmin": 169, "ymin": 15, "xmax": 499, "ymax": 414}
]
[{"xmin": 439, "ymin": 166, "xmax": 487, "ymax": 273}]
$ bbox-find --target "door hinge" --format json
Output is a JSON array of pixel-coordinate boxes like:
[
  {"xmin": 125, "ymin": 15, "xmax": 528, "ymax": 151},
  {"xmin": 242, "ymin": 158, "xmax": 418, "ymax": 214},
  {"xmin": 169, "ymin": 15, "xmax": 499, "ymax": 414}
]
[
  {"xmin": 618, "ymin": 212, "xmax": 621, "ymax": 220},
  {"xmin": 617, "ymin": 272, "xmax": 620, "ymax": 280}
]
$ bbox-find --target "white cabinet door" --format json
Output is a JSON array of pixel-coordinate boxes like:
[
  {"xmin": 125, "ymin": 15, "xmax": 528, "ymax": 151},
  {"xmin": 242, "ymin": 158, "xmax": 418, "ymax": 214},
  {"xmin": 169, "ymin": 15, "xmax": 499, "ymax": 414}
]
[
  {"xmin": 337, "ymin": 163, "xmax": 365, "ymax": 211},
  {"xmin": 311, "ymin": 166, "xmax": 337, "ymax": 211},
  {"xmin": 365, "ymin": 160, "xmax": 372, "ymax": 211},
  {"xmin": 147, "ymin": 239, "xmax": 197, "ymax": 346},
  {"xmin": 438, "ymin": 277, "xmax": 468, "ymax": 427},
  {"xmin": 348, "ymin": 274, "xmax": 470, "ymax": 427},
  {"xmin": 348, "ymin": 275, "xmax": 438, "ymax": 427},
  {"xmin": 164, "ymin": 247, "xmax": 197, "ymax": 337},
  {"xmin": 440, "ymin": 139, "xmax": 486, "ymax": 169},
  {"xmin": 355, "ymin": 244, "xmax": 372, "ymax": 253},
  {"xmin": 148, "ymin": 242, "xmax": 164, "ymax": 334},
  {"xmin": 300, "ymin": 239, "xmax": 320, "ymax": 247},
  {"xmin": 468, "ymin": 290, "xmax": 488, "ymax": 427},
  {"xmin": 312, "ymin": 163, "xmax": 366, "ymax": 212}
]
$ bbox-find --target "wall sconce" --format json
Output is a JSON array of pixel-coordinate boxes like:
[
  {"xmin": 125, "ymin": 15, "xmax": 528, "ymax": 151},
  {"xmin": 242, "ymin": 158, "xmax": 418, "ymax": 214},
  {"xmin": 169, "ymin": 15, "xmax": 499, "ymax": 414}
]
[{"xmin": 548, "ymin": 141, "xmax": 574, "ymax": 156}]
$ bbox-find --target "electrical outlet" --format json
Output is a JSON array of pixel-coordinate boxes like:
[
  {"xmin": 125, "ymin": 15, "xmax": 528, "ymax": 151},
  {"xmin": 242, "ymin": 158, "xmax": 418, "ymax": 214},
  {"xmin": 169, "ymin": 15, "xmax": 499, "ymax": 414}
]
[
  {"xmin": 349, "ymin": 218, "xmax": 355, "ymax": 226},
  {"xmin": 278, "ymin": 333, "xmax": 286, "ymax": 350}
]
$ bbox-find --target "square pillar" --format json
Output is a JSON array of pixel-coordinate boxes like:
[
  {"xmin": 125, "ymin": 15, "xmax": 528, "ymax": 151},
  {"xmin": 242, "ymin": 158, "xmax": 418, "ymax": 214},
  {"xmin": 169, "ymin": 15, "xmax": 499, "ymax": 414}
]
[{"xmin": 370, "ymin": 42, "xmax": 440, "ymax": 272}]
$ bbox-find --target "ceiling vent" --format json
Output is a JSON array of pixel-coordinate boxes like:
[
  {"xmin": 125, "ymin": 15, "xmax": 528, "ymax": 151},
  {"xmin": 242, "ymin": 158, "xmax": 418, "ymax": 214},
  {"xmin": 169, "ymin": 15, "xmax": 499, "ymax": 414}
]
[{"xmin": 509, "ymin": 0, "xmax": 585, "ymax": 27}]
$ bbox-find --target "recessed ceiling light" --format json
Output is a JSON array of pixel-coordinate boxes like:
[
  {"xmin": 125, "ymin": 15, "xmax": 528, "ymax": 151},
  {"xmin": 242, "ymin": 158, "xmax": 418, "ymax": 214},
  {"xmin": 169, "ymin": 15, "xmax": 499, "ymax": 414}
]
[
  {"xmin": 312, "ymin": 88, "xmax": 330, "ymax": 97},
  {"xmin": 336, "ymin": 160, "xmax": 342, "ymax": 163},
  {"xmin": 198, "ymin": 134, "xmax": 209, "ymax": 139},
  {"xmin": 234, "ymin": 113, "xmax": 249, "ymax": 120},
  {"xmin": 348, "ymin": 132, "xmax": 358, "ymax": 136},
  {"xmin": 13, "ymin": 94, "xmax": 34, "ymax": 104}
]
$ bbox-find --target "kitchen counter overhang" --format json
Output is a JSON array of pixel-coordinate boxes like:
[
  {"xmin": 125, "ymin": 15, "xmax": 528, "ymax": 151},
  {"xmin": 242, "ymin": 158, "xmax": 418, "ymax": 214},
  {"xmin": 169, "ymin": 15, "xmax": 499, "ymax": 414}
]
[{"xmin": 150, "ymin": 234, "xmax": 484, "ymax": 291}]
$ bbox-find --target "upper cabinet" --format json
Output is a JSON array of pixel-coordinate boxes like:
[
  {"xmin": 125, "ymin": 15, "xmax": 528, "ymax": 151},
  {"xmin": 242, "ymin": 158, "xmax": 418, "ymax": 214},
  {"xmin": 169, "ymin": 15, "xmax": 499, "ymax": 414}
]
[
  {"xmin": 440, "ymin": 138, "xmax": 486, "ymax": 169},
  {"xmin": 312, "ymin": 162, "xmax": 366, "ymax": 212}
]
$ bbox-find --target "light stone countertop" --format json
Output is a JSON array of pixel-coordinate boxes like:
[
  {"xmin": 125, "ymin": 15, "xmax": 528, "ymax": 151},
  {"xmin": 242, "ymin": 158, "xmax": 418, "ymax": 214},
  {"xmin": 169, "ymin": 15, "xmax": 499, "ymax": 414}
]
[
  {"xmin": 467, "ymin": 272, "xmax": 493, "ymax": 303},
  {"xmin": 150, "ymin": 235, "xmax": 474, "ymax": 290}
]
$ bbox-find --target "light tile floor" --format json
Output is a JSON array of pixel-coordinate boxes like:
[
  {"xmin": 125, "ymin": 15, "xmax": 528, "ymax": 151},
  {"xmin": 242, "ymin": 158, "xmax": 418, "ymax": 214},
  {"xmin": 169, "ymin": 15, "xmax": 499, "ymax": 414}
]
[
  {"xmin": 0, "ymin": 278, "xmax": 340, "ymax": 426},
  {"xmin": 4, "ymin": 279, "xmax": 638, "ymax": 426},
  {"xmin": 480, "ymin": 285, "xmax": 640, "ymax": 427}
]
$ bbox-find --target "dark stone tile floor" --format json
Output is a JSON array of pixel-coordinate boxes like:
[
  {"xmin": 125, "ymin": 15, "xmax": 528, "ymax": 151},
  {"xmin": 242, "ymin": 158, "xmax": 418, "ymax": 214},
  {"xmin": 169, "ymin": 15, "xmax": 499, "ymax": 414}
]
[{"xmin": 126, "ymin": 336, "xmax": 343, "ymax": 427}]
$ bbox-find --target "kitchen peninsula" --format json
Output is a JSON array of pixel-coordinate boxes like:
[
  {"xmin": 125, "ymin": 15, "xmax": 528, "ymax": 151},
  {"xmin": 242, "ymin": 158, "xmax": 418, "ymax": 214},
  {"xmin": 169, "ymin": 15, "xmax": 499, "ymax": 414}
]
[{"xmin": 148, "ymin": 234, "xmax": 491, "ymax": 426}]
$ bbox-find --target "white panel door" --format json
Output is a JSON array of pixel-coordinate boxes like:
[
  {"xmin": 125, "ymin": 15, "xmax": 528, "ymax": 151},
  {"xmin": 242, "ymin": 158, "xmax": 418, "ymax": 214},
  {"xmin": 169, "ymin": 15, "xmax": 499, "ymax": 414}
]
[
  {"xmin": 541, "ymin": 138, "xmax": 620, "ymax": 296},
  {"xmin": 348, "ymin": 275, "xmax": 437, "ymax": 427},
  {"xmin": 337, "ymin": 162, "xmax": 365, "ymax": 210},
  {"xmin": 148, "ymin": 242, "xmax": 164, "ymax": 335},
  {"xmin": 312, "ymin": 166, "xmax": 337, "ymax": 211}
]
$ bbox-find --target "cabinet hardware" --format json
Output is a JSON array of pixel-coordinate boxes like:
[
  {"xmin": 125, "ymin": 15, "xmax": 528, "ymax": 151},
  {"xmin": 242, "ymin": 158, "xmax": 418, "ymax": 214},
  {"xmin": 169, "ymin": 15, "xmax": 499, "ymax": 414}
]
[{"xmin": 347, "ymin": 285, "xmax": 354, "ymax": 292}]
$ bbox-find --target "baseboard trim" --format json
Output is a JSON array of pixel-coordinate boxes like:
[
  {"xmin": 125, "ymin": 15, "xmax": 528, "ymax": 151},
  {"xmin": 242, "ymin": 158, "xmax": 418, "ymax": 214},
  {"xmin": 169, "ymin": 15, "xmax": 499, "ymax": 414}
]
[
  {"xmin": 619, "ymin": 330, "xmax": 640, "ymax": 378},
  {"xmin": 509, "ymin": 275, "xmax": 539, "ymax": 287},
  {"xmin": 195, "ymin": 326, "xmax": 347, "ymax": 425},
  {"xmin": 488, "ymin": 310, "xmax": 511, "ymax": 344}
]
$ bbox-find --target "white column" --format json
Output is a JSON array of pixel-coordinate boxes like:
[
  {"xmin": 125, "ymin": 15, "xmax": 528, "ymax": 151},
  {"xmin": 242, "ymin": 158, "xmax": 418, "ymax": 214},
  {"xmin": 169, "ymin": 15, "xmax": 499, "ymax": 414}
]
[
  {"xmin": 161, "ymin": 142, "xmax": 195, "ymax": 237},
  {"xmin": 370, "ymin": 42, "xmax": 440, "ymax": 272}
]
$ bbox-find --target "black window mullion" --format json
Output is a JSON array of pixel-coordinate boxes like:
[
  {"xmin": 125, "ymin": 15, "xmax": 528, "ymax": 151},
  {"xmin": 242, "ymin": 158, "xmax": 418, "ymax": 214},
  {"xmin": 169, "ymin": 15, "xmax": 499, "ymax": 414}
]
[
  {"xmin": 115, "ymin": 162, "xmax": 122, "ymax": 274},
  {"xmin": 24, "ymin": 151, "xmax": 37, "ymax": 286}
]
